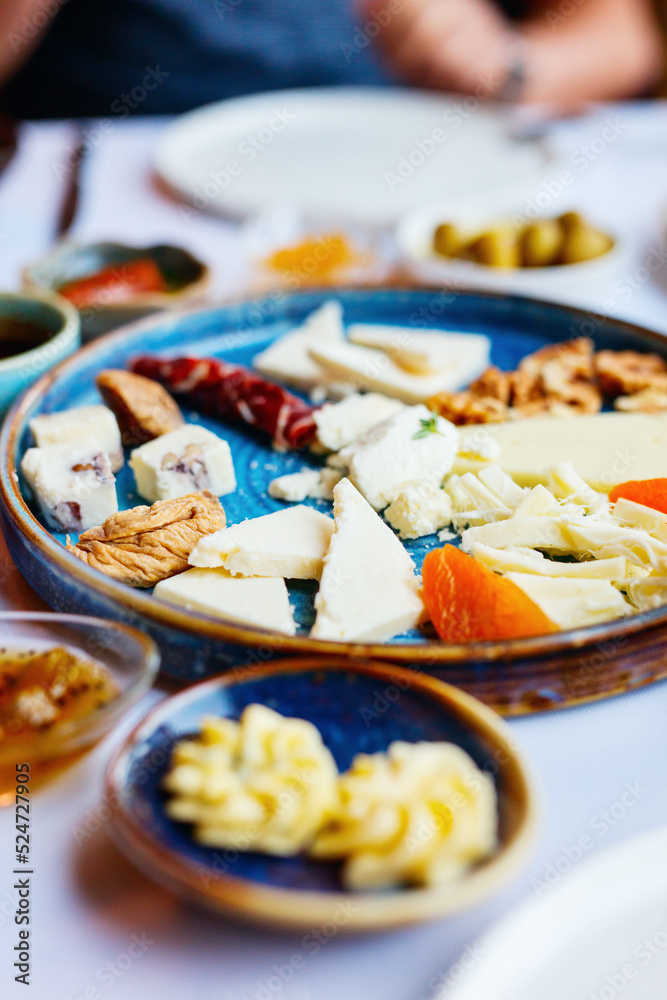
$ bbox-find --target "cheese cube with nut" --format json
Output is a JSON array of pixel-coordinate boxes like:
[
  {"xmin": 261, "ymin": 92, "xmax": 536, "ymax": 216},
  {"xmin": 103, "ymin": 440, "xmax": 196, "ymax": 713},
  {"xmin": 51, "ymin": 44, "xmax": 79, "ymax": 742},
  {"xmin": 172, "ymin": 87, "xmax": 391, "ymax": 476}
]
[
  {"xmin": 155, "ymin": 568, "xmax": 296, "ymax": 634},
  {"xmin": 21, "ymin": 444, "xmax": 118, "ymax": 532},
  {"xmin": 337, "ymin": 404, "xmax": 458, "ymax": 511},
  {"xmin": 29, "ymin": 406, "xmax": 123, "ymax": 472},
  {"xmin": 130, "ymin": 424, "xmax": 236, "ymax": 502}
]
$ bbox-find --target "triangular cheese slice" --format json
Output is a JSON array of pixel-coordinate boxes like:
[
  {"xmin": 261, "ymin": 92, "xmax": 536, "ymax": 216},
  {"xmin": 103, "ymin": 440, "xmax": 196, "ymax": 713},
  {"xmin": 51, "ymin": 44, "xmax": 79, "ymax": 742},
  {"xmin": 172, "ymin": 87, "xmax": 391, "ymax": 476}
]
[
  {"xmin": 189, "ymin": 505, "xmax": 334, "ymax": 580},
  {"xmin": 253, "ymin": 300, "xmax": 344, "ymax": 390},
  {"xmin": 348, "ymin": 324, "xmax": 490, "ymax": 377},
  {"xmin": 311, "ymin": 478, "xmax": 423, "ymax": 641}
]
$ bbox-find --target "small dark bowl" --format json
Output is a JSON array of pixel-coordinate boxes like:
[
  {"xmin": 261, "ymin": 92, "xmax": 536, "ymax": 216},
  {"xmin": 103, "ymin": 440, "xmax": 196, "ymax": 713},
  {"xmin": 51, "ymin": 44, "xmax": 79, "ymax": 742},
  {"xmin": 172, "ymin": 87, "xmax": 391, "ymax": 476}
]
[{"xmin": 23, "ymin": 241, "xmax": 210, "ymax": 340}]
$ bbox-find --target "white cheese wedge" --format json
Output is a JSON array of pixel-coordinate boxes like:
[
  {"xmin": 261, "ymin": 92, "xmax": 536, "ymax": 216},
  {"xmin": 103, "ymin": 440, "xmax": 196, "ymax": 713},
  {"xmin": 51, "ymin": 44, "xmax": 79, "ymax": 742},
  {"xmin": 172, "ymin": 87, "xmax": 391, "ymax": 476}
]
[
  {"xmin": 504, "ymin": 572, "xmax": 633, "ymax": 629},
  {"xmin": 189, "ymin": 505, "xmax": 334, "ymax": 580},
  {"xmin": 384, "ymin": 482, "xmax": 453, "ymax": 539},
  {"xmin": 154, "ymin": 568, "xmax": 296, "ymax": 635},
  {"xmin": 456, "ymin": 413, "xmax": 667, "ymax": 491},
  {"xmin": 461, "ymin": 516, "xmax": 573, "ymax": 554},
  {"xmin": 30, "ymin": 405, "xmax": 123, "ymax": 472},
  {"xmin": 563, "ymin": 519, "xmax": 667, "ymax": 573},
  {"xmin": 313, "ymin": 392, "xmax": 405, "ymax": 452},
  {"xmin": 612, "ymin": 498, "xmax": 667, "ymax": 541},
  {"xmin": 347, "ymin": 324, "xmax": 490, "ymax": 377},
  {"xmin": 309, "ymin": 341, "xmax": 483, "ymax": 405},
  {"xmin": 473, "ymin": 543, "xmax": 628, "ymax": 579},
  {"xmin": 130, "ymin": 424, "xmax": 236, "ymax": 503},
  {"xmin": 268, "ymin": 467, "xmax": 343, "ymax": 502},
  {"xmin": 336, "ymin": 404, "xmax": 458, "ymax": 511},
  {"xmin": 253, "ymin": 300, "xmax": 345, "ymax": 391},
  {"xmin": 311, "ymin": 478, "xmax": 423, "ymax": 642},
  {"xmin": 21, "ymin": 444, "xmax": 117, "ymax": 532},
  {"xmin": 446, "ymin": 466, "xmax": 526, "ymax": 530},
  {"xmin": 512, "ymin": 484, "xmax": 561, "ymax": 519},
  {"xmin": 546, "ymin": 461, "xmax": 608, "ymax": 514},
  {"xmin": 623, "ymin": 577, "xmax": 667, "ymax": 612}
]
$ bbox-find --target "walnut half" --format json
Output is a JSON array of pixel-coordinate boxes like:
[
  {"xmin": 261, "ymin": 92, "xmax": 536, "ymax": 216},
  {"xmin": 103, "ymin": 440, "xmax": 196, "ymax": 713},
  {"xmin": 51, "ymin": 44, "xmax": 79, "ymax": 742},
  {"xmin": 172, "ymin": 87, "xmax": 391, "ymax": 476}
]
[
  {"xmin": 66, "ymin": 490, "xmax": 226, "ymax": 587},
  {"xmin": 96, "ymin": 369, "xmax": 184, "ymax": 446}
]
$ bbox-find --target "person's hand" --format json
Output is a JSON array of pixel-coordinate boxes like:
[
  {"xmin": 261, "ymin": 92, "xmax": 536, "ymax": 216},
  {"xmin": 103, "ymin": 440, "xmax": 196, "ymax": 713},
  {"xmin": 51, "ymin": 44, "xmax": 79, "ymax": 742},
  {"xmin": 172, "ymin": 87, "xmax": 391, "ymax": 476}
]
[{"xmin": 363, "ymin": 0, "xmax": 515, "ymax": 95}]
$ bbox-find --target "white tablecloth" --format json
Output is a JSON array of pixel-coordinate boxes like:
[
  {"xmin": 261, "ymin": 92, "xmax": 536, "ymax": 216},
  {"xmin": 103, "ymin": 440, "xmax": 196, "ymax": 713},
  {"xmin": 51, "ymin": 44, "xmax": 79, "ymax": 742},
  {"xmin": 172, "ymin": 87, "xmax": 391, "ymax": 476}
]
[{"xmin": 2, "ymin": 105, "xmax": 667, "ymax": 1000}]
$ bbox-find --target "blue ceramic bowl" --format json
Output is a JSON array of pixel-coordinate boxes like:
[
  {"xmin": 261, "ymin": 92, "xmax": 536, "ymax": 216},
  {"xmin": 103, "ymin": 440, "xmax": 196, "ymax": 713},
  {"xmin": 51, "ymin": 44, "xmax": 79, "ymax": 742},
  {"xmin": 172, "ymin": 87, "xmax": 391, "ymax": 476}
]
[
  {"xmin": 0, "ymin": 291, "xmax": 80, "ymax": 415},
  {"xmin": 105, "ymin": 658, "xmax": 538, "ymax": 932}
]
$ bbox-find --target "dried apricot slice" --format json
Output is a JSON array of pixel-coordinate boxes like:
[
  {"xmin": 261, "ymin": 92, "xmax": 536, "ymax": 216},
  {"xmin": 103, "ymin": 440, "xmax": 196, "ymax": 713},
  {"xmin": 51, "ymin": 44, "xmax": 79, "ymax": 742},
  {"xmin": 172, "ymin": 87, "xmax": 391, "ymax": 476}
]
[
  {"xmin": 422, "ymin": 545, "xmax": 556, "ymax": 643},
  {"xmin": 608, "ymin": 479, "xmax": 667, "ymax": 516}
]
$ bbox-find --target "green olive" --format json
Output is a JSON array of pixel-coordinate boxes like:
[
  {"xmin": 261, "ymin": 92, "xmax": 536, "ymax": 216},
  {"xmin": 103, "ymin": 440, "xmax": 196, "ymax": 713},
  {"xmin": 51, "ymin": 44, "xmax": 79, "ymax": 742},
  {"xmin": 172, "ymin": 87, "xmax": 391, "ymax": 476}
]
[
  {"xmin": 433, "ymin": 222, "xmax": 462, "ymax": 258},
  {"xmin": 467, "ymin": 228, "xmax": 520, "ymax": 268},
  {"xmin": 558, "ymin": 211, "xmax": 586, "ymax": 233},
  {"xmin": 519, "ymin": 219, "xmax": 563, "ymax": 268},
  {"xmin": 559, "ymin": 225, "xmax": 614, "ymax": 265}
]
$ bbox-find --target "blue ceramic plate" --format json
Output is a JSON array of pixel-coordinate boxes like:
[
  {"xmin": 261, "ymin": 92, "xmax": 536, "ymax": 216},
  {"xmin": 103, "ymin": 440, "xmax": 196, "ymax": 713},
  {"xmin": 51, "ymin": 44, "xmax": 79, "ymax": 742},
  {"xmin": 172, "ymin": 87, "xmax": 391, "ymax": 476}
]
[
  {"xmin": 4, "ymin": 288, "xmax": 667, "ymax": 713},
  {"xmin": 105, "ymin": 658, "xmax": 538, "ymax": 931}
]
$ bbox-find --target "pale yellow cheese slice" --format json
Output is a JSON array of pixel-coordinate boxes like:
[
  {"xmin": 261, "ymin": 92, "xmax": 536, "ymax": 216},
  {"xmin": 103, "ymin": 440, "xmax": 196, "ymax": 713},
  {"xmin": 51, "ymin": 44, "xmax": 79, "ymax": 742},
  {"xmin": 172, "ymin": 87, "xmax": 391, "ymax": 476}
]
[
  {"xmin": 456, "ymin": 413, "xmax": 667, "ymax": 491},
  {"xmin": 347, "ymin": 324, "xmax": 490, "ymax": 376},
  {"xmin": 504, "ymin": 572, "xmax": 633, "ymax": 629},
  {"xmin": 309, "ymin": 341, "xmax": 479, "ymax": 405},
  {"xmin": 154, "ymin": 568, "xmax": 296, "ymax": 634}
]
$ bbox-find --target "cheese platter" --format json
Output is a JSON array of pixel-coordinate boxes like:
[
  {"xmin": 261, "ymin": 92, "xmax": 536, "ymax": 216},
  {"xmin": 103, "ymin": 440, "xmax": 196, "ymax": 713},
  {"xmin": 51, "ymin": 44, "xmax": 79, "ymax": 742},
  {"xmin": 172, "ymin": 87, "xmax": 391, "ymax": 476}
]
[{"xmin": 4, "ymin": 287, "xmax": 667, "ymax": 715}]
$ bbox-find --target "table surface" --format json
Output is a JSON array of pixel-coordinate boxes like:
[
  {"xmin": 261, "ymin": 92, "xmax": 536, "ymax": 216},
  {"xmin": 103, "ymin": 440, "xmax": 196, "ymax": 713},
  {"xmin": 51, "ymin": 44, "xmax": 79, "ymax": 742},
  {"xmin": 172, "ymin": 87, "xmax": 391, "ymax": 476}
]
[{"xmin": 2, "ymin": 103, "xmax": 667, "ymax": 1000}]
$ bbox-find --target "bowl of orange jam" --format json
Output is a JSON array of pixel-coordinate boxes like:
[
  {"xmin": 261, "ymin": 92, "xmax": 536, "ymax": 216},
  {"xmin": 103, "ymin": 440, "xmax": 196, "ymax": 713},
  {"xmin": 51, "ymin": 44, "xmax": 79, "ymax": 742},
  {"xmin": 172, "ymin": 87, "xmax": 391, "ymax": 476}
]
[{"xmin": 0, "ymin": 613, "xmax": 159, "ymax": 799}]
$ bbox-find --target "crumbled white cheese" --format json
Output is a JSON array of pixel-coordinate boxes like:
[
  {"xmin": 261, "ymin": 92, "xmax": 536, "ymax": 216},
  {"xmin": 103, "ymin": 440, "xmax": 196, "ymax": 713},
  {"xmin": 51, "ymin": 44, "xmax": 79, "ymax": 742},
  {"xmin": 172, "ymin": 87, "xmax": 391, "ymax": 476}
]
[
  {"xmin": 268, "ymin": 467, "xmax": 342, "ymax": 502},
  {"xmin": 384, "ymin": 483, "xmax": 452, "ymax": 539},
  {"xmin": 313, "ymin": 392, "xmax": 404, "ymax": 452}
]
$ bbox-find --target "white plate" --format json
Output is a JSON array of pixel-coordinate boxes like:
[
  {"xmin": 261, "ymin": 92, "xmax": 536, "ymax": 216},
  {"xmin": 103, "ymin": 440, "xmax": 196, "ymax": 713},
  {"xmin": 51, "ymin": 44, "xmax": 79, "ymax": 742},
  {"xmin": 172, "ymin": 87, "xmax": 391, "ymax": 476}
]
[
  {"xmin": 439, "ymin": 825, "xmax": 667, "ymax": 1000},
  {"xmin": 155, "ymin": 87, "xmax": 556, "ymax": 226}
]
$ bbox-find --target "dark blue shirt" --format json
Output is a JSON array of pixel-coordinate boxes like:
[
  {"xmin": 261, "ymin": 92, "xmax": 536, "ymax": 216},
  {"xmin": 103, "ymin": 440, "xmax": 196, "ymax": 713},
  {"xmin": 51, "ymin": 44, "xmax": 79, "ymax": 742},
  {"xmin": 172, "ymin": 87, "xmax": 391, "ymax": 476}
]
[{"xmin": 2, "ymin": 0, "xmax": 528, "ymax": 118}]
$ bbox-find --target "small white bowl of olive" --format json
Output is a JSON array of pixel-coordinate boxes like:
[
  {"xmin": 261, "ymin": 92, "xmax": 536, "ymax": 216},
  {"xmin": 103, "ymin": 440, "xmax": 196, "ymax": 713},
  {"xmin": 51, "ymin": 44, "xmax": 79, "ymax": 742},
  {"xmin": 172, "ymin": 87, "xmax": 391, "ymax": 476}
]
[{"xmin": 396, "ymin": 200, "xmax": 627, "ymax": 303}]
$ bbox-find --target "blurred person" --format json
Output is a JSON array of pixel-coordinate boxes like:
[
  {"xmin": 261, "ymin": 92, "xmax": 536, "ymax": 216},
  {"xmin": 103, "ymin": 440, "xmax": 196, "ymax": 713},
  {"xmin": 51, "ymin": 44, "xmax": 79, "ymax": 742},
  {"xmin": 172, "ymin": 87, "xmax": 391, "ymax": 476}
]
[{"xmin": 0, "ymin": 0, "xmax": 663, "ymax": 118}]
